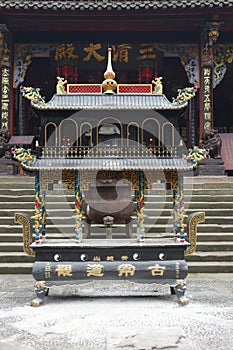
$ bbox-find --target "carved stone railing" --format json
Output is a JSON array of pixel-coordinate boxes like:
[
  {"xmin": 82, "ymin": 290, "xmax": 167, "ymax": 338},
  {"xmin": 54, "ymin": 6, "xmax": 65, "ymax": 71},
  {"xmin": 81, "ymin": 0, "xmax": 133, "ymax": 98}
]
[{"xmin": 37, "ymin": 145, "xmax": 179, "ymax": 159}]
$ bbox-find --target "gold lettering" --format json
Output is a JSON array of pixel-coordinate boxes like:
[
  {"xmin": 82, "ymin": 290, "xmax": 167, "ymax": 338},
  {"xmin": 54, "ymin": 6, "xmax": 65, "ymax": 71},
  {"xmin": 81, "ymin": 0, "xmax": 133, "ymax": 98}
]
[
  {"xmin": 121, "ymin": 255, "xmax": 129, "ymax": 261},
  {"xmin": 203, "ymin": 68, "xmax": 211, "ymax": 76},
  {"xmin": 204, "ymin": 94, "xmax": 211, "ymax": 103},
  {"xmin": 118, "ymin": 264, "xmax": 135, "ymax": 277},
  {"xmin": 86, "ymin": 264, "xmax": 104, "ymax": 277},
  {"xmin": 55, "ymin": 264, "xmax": 73, "ymax": 277},
  {"xmin": 1, "ymin": 85, "xmax": 9, "ymax": 94},
  {"xmin": 138, "ymin": 43, "xmax": 156, "ymax": 60},
  {"xmin": 204, "ymin": 77, "xmax": 211, "ymax": 85},
  {"xmin": 106, "ymin": 256, "xmax": 114, "ymax": 262},
  {"xmin": 1, "ymin": 77, "xmax": 9, "ymax": 84},
  {"xmin": 1, "ymin": 102, "xmax": 9, "ymax": 110},
  {"xmin": 148, "ymin": 264, "xmax": 166, "ymax": 277},
  {"xmin": 2, "ymin": 68, "xmax": 10, "ymax": 76},
  {"xmin": 1, "ymin": 112, "xmax": 8, "ymax": 118},
  {"xmin": 55, "ymin": 43, "xmax": 78, "ymax": 60},
  {"xmin": 204, "ymin": 102, "xmax": 211, "ymax": 111},
  {"xmin": 45, "ymin": 263, "xmax": 51, "ymax": 279},
  {"xmin": 204, "ymin": 112, "xmax": 212, "ymax": 120},
  {"xmin": 112, "ymin": 44, "xmax": 132, "ymax": 63},
  {"xmin": 93, "ymin": 256, "xmax": 101, "ymax": 262},
  {"xmin": 83, "ymin": 43, "xmax": 105, "ymax": 62},
  {"xmin": 1, "ymin": 122, "xmax": 8, "ymax": 128}
]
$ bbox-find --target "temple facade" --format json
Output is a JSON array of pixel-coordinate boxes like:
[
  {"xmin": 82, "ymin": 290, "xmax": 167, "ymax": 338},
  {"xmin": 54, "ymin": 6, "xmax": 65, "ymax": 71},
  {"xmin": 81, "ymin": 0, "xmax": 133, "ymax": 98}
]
[{"xmin": 0, "ymin": 1, "xmax": 233, "ymax": 151}]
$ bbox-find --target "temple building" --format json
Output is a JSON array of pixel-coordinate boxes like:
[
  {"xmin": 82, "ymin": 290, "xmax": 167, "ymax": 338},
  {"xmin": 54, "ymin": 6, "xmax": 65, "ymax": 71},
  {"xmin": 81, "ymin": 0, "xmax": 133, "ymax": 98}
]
[{"xmin": 0, "ymin": 1, "xmax": 233, "ymax": 153}]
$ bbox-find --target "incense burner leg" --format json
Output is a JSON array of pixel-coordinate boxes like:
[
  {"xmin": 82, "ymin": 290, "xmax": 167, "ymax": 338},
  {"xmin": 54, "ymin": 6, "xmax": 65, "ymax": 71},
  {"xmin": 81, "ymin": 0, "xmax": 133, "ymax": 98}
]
[
  {"xmin": 174, "ymin": 281, "xmax": 189, "ymax": 306},
  {"xmin": 106, "ymin": 226, "xmax": 113, "ymax": 239},
  {"xmin": 170, "ymin": 286, "xmax": 176, "ymax": 295},
  {"xmin": 83, "ymin": 220, "xmax": 91, "ymax": 239},
  {"xmin": 103, "ymin": 216, "xmax": 114, "ymax": 239},
  {"xmin": 31, "ymin": 281, "xmax": 49, "ymax": 307},
  {"xmin": 126, "ymin": 219, "xmax": 133, "ymax": 238}
]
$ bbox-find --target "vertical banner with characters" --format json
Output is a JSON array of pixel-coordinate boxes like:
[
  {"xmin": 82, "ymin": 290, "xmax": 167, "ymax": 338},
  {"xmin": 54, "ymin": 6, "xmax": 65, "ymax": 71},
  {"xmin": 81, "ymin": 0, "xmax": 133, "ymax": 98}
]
[
  {"xmin": 200, "ymin": 21, "xmax": 221, "ymax": 138},
  {"xmin": 201, "ymin": 66, "xmax": 213, "ymax": 133},
  {"xmin": 0, "ymin": 25, "xmax": 12, "ymax": 131},
  {"xmin": 1, "ymin": 67, "xmax": 10, "ymax": 129}
]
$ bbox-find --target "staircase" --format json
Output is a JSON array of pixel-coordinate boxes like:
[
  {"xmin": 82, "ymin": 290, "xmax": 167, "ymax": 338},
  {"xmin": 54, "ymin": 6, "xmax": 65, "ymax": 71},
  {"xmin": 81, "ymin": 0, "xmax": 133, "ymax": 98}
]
[{"xmin": 0, "ymin": 175, "xmax": 233, "ymax": 273}]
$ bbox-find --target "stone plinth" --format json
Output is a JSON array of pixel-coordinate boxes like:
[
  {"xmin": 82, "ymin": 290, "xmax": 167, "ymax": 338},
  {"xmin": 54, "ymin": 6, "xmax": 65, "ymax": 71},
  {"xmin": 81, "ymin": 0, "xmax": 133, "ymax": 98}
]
[
  {"xmin": 195, "ymin": 158, "xmax": 225, "ymax": 176},
  {"xmin": 0, "ymin": 159, "xmax": 18, "ymax": 175}
]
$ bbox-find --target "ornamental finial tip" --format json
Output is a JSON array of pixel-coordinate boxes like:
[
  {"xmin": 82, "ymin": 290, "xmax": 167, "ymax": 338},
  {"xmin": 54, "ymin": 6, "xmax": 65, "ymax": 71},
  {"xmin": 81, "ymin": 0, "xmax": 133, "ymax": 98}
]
[{"xmin": 102, "ymin": 47, "xmax": 117, "ymax": 94}]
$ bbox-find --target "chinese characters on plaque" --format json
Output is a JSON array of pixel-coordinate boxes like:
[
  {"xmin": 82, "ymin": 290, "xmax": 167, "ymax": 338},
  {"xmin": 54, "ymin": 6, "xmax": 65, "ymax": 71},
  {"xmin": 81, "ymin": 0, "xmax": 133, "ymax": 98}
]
[
  {"xmin": 202, "ymin": 66, "xmax": 213, "ymax": 132},
  {"xmin": 1, "ymin": 67, "xmax": 10, "ymax": 129},
  {"xmin": 54, "ymin": 42, "xmax": 157, "ymax": 83},
  {"xmin": 51, "ymin": 262, "xmax": 167, "ymax": 279},
  {"xmin": 0, "ymin": 27, "xmax": 11, "ymax": 130}
]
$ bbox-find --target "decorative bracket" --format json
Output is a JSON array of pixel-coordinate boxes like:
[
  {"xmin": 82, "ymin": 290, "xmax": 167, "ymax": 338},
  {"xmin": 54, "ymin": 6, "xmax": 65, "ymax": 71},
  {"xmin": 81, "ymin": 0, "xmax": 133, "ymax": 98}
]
[
  {"xmin": 14, "ymin": 212, "xmax": 35, "ymax": 257},
  {"xmin": 185, "ymin": 211, "xmax": 205, "ymax": 256}
]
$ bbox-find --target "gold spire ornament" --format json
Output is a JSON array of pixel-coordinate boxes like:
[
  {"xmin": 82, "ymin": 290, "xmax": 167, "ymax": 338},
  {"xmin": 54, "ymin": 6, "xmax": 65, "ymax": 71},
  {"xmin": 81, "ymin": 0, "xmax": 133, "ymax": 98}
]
[{"xmin": 102, "ymin": 48, "xmax": 117, "ymax": 94}]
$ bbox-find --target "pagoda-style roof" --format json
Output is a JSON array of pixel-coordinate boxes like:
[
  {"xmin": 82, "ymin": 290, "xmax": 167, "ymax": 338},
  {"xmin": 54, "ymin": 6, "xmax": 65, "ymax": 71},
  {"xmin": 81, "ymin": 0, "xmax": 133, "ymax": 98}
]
[
  {"xmin": 0, "ymin": 1, "xmax": 231, "ymax": 11},
  {"xmin": 31, "ymin": 93, "xmax": 188, "ymax": 111},
  {"xmin": 21, "ymin": 157, "xmax": 193, "ymax": 171}
]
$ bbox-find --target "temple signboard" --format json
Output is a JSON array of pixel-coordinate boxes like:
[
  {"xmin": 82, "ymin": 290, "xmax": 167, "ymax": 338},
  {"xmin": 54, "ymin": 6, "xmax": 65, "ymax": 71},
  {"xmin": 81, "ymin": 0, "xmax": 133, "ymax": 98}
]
[
  {"xmin": 0, "ymin": 25, "xmax": 11, "ymax": 130},
  {"xmin": 201, "ymin": 66, "xmax": 213, "ymax": 133},
  {"xmin": 1, "ymin": 67, "xmax": 10, "ymax": 129}
]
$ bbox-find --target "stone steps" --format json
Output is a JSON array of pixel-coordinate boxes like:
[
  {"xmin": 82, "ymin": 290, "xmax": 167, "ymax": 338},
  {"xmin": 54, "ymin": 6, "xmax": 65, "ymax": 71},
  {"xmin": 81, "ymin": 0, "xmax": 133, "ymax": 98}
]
[
  {"xmin": 0, "ymin": 252, "xmax": 34, "ymax": 263},
  {"xmin": 188, "ymin": 261, "xmax": 233, "ymax": 273},
  {"xmin": 3, "ymin": 194, "xmax": 233, "ymax": 202},
  {"xmin": 187, "ymin": 251, "xmax": 233, "ymax": 261},
  {"xmin": 2, "ymin": 223, "xmax": 233, "ymax": 235},
  {"xmin": 0, "ymin": 262, "xmax": 33, "ymax": 274},
  {"xmin": 2, "ymin": 215, "xmax": 233, "ymax": 225},
  {"xmin": 0, "ymin": 175, "xmax": 233, "ymax": 273},
  {"xmin": 1, "ymin": 207, "xmax": 233, "ymax": 217}
]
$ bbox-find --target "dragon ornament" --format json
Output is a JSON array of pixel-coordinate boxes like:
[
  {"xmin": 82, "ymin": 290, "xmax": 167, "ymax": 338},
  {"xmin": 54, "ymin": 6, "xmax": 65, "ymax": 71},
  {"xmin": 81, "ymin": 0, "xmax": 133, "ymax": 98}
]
[
  {"xmin": 20, "ymin": 86, "xmax": 45, "ymax": 104},
  {"xmin": 11, "ymin": 147, "xmax": 35, "ymax": 164},
  {"xmin": 173, "ymin": 86, "xmax": 198, "ymax": 105},
  {"xmin": 184, "ymin": 146, "xmax": 209, "ymax": 168}
]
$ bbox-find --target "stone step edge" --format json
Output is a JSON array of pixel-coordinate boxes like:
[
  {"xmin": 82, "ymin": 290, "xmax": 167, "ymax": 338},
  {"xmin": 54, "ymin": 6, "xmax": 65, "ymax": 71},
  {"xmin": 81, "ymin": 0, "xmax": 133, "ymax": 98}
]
[
  {"xmin": 188, "ymin": 251, "xmax": 233, "ymax": 256},
  {"xmin": 3, "ymin": 223, "xmax": 233, "ymax": 228},
  {"xmin": 188, "ymin": 261, "xmax": 233, "ymax": 266}
]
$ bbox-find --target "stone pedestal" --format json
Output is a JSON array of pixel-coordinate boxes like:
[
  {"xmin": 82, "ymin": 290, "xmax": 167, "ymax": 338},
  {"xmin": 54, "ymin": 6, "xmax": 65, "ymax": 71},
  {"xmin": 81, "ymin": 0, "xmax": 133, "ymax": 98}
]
[
  {"xmin": 195, "ymin": 158, "xmax": 225, "ymax": 176},
  {"xmin": 0, "ymin": 159, "xmax": 18, "ymax": 175}
]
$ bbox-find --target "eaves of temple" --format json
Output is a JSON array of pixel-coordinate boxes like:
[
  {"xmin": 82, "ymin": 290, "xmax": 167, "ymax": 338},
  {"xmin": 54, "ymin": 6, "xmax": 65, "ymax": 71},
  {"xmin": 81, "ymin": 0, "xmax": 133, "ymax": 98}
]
[{"xmin": 1, "ymin": 1, "xmax": 233, "ymax": 33}]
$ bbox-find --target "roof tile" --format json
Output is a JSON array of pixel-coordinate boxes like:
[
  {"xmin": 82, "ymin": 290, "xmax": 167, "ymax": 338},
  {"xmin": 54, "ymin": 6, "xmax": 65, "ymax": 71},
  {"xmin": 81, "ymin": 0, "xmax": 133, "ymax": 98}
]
[
  {"xmin": 0, "ymin": 1, "xmax": 231, "ymax": 11},
  {"xmin": 31, "ymin": 93, "xmax": 188, "ymax": 110},
  {"xmin": 22, "ymin": 157, "xmax": 193, "ymax": 171}
]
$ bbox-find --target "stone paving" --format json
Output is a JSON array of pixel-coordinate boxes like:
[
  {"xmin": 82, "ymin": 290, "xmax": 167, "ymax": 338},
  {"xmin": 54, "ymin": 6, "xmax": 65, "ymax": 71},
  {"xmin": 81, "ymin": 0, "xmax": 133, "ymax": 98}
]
[{"xmin": 0, "ymin": 274, "xmax": 232, "ymax": 350}]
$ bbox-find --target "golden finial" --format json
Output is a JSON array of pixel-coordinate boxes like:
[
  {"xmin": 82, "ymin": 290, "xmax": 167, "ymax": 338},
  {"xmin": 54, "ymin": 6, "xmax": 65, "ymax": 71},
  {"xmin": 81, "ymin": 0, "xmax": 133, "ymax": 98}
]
[{"xmin": 102, "ymin": 48, "xmax": 117, "ymax": 94}]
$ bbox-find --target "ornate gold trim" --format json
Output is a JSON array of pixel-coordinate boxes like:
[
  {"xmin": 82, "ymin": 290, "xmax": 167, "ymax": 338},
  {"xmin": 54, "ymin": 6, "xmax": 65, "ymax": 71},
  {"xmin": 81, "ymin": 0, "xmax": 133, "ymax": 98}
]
[
  {"xmin": 80, "ymin": 122, "xmax": 93, "ymax": 146},
  {"xmin": 44, "ymin": 122, "xmax": 57, "ymax": 146},
  {"xmin": 59, "ymin": 118, "xmax": 78, "ymax": 146},
  {"xmin": 141, "ymin": 118, "xmax": 160, "ymax": 146},
  {"xmin": 14, "ymin": 213, "xmax": 35, "ymax": 257},
  {"xmin": 67, "ymin": 84, "xmax": 103, "ymax": 94},
  {"xmin": 162, "ymin": 121, "xmax": 175, "ymax": 146},
  {"xmin": 97, "ymin": 117, "xmax": 123, "ymax": 145},
  {"xmin": 117, "ymin": 84, "xmax": 152, "ymax": 94},
  {"xmin": 164, "ymin": 170, "xmax": 179, "ymax": 190},
  {"xmin": 185, "ymin": 211, "xmax": 205, "ymax": 256},
  {"xmin": 127, "ymin": 122, "xmax": 140, "ymax": 145}
]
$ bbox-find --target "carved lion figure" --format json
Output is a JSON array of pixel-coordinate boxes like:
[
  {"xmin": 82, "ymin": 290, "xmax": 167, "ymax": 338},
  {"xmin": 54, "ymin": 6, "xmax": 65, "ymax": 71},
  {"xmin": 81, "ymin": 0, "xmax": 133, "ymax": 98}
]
[{"xmin": 200, "ymin": 129, "xmax": 222, "ymax": 159}]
